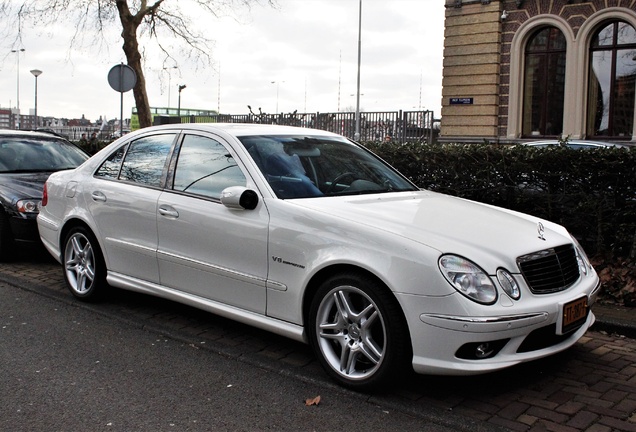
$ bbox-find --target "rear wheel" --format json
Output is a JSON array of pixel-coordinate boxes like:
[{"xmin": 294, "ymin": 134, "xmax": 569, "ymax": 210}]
[
  {"xmin": 62, "ymin": 226, "xmax": 107, "ymax": 301},
  {"xmin": 0, "ymin": 209, "xmax": 16, "ymax": 261},
  {"xmin": 308, "ymin": 272, "xmax": 411, "ymax": 390}
]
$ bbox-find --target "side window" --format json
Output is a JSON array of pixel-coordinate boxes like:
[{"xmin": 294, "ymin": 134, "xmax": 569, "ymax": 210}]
[
  {"xmin": 173, "ymin": 135, "xmax": 246, "ymax": 199},
  {"xmin": 104, "ymin": 134, "xmax": 174, "ymax": 187},
  {"xmin": 95, "ymin": 144, "xmax": 127, "ymax": 179}
]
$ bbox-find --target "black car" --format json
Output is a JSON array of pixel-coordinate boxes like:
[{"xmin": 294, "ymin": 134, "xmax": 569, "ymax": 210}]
[{"xmin": 0, "ymin": 130, "xmax": 89, "ymax": 260}]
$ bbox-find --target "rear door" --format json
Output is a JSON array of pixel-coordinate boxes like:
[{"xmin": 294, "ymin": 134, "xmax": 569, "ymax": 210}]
[{"xmin": 87, "ymin": 132, "xmax": 176, "ymax": 283}]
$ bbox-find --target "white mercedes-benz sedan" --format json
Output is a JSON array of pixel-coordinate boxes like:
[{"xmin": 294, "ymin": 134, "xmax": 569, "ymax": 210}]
[{"xmin": 37, "ymin": 123, "xmax": 601, "ymax": 389}]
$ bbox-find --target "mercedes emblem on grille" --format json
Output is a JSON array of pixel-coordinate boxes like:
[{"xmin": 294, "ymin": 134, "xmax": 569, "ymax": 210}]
[{"xmin": 537, "ymin": 222, "xmax": 546, "ymax": 241}]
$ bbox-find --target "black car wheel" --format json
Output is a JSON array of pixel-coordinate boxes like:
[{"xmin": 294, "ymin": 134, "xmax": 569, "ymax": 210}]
[
  {"xmin": 308, "ymin": 272, "xmax": 411, "ymax": 390},
  {"xmin": 63, "ymin": 226, "xmax": 107, "ymax": 301},
  {"xmin": 0, "ymin": 209, "xmax": 16, "ymax": 261}
]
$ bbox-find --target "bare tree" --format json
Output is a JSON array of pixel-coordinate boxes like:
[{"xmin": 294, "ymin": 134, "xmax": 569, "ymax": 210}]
[{"xmin": 1, "ymin": 0, "xmax": 274, "ymax": 128}]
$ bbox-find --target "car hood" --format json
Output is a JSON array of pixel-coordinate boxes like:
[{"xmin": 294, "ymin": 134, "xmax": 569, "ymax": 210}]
[
  {"xmin": 289, "ymin": 190, "xmax": 574, "ymax": 273},
  {"xmin": 0, "ymin": 172, "xmax": 51, "ymax": 202}
]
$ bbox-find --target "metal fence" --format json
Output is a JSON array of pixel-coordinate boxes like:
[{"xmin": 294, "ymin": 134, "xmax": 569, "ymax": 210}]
[
  {"xmin": 164, "ymin": 110, "xmax": 437, "ymax": 144},
  {"xmin": 49, "ymin": 110, "xmax": 436, "ymax": 144}
]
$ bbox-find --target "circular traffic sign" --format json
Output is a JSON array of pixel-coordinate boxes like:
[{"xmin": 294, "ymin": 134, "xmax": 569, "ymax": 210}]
[{"xmin": 108, "ymin": 63, "xmax": 137, "ymax": 92}]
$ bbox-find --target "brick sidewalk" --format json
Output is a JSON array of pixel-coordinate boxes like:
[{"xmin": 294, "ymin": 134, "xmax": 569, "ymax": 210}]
[{"xmin": 2, "ymin": 257, "xmax": 635, "ymax": 432}]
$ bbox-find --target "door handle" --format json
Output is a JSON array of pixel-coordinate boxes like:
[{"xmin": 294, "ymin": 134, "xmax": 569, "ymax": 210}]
[
  {"xmin": 90, "ymin": 191, "xmax": 107, "ymax": 202},
  {"xmin": 159, "ymin": 205, "xmax": 179, "ymax": 218}
]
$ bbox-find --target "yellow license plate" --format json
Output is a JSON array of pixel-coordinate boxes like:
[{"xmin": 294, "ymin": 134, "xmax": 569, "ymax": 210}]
[{"xmin": 562, "ymin": 297, "xmax": 588, "ymax": 333}]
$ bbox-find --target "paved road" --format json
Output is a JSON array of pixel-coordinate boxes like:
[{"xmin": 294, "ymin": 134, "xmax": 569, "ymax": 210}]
[
  {"xmin": 1, "ymin": 281, "xmax": 463, "ymax": 432},
  {"xmin": 1, "ymin": 251, "xmax": 635, "ymax": 431}
]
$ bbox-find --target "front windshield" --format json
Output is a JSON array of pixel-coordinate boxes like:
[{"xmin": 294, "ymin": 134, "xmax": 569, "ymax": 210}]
[
  {"xmin": 0, "ymin": 138, "xmax": 88, "ymax": 173},
  {"xmin": 239, "ymin": 135, "xmax": 417, "ymax": 199}
]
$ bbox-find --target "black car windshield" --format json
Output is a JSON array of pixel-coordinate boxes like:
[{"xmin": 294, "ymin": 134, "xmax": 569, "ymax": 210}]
[
  {"xmin": 0, "ymin": 138, "xmax": 88, "ymax": 173},
  {"xmin": 239, "ymin": 135, "xmax": 417, "ymax": 199}
]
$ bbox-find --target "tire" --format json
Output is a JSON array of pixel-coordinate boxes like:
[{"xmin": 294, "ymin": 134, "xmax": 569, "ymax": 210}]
[
  {"xmin": 0, "ymin": 209, "xmax": 16, "ymax": 261},
  {"xmin": 308, "ymin": 272, "xmax": 411, "ymax": 390},
  {"xmin": 62, "ymin": 226, "xmax": 107, "ymax": 301}
]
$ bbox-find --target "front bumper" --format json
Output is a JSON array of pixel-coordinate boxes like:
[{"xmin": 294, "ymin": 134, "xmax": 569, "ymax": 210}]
[
  {"xmin": 9, "ymin": 214, "xmax": 40, "ymax": 243},
  {"xmin": 398, "ymin": 278, "xmax": 601, "ymax": 376}
]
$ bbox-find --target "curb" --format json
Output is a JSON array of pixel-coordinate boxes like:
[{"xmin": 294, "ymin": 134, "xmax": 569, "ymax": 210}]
[{"xmin": 591, "ymin": 303, "xmax": 636, "ymax": 339}]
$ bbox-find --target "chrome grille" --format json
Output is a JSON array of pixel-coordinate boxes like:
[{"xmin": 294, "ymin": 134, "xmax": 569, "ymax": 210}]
[{"xmin": 517, "ymin": 244, "xmax": 580, "ymax": 294}]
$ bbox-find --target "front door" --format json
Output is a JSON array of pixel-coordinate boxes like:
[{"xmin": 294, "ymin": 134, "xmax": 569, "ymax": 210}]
[{"xmin": 156, "ymin": 133, "xmax": 269, "ymax": 313}]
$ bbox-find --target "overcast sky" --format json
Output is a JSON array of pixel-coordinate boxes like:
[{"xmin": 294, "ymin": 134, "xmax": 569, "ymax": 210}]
[{"xmin": 0, "ymin": 0, "xmax": 444, "ymax": 123}]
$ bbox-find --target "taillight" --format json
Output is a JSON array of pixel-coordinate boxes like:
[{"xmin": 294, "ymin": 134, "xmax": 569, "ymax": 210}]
[{"xmin": 41, "ymin": 183, "xmax": 48, "ymax": 207}]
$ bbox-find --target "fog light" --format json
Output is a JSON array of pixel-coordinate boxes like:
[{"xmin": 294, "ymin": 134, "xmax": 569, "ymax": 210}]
[
  {"xmin": 475, "ymin": 343, "xmax": 493, "ymax": 358},
  {"xmin": 456, "ymin": 339, "xmax": 509, "ymax": 360}
]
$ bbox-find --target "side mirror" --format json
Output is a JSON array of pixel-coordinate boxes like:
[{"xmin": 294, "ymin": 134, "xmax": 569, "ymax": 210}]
[{"xmin": 220, "ymin": 186, "xmax": 259, "ymax": 210}]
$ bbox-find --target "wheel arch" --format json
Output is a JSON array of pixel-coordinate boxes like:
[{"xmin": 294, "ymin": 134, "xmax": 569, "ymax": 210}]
[
  {"xmin": 59, "ymin": 217, "xmax": 108, "ymax": 301},
  {"xmin": 302, "ymin": 264, "xmax": 411, "ymax": 339},
  {"xmin": 302, "ymin": 263, "xmax": 415, "ymax": 389},
  {"xmin": 59, "ymin": 218, "xmax": 103, "ymax": 259}
]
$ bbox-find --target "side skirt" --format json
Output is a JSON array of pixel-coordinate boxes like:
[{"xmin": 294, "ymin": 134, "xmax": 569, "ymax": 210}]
[{"xmin": 107, "ymin": 272, "xmax": 307, "ymax": 343}]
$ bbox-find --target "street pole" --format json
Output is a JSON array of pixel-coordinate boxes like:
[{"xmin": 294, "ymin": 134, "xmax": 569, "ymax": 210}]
[
  {"xmin": 12, "ymin": 48, "xmax": 25, "ymax": 129},
  {"xmin": 163, "ymin": 66, "xmax": 177, "ymax": 109},
  {"xmin": 354, "ymin": 0, "xmax": 362, "ymax": 141},
  {"xmin": 271, "ymin": 81, "xmax": 284, "ymax": 114},
  {"xmin": 30, "ymin": 69, "xmax": 42, "ymax": 128}
]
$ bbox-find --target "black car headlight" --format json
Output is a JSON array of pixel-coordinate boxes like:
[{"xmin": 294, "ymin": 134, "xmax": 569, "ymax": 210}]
[
  {"xmin": 438, "ymin": 255, "xmax": 497, "ymax": 305},
  {"xmin": 16, "ymin": 199, "xmax": 41, "ymax": 214}
]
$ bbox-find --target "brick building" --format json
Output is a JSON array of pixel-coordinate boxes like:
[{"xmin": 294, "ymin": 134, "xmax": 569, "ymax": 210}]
[
  {"xmin": 441, "ymin": 0, "xmax": 636, "ymax": 143},
  {"xmin": 0, "ymin": 109, "xmax": 11, "ymax": 129}
]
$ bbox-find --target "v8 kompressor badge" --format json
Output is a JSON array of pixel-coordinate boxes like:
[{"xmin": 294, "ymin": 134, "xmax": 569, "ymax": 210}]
[{"xmin": 272, "ymin": 256, "xmax": 306, "ymax": 269}]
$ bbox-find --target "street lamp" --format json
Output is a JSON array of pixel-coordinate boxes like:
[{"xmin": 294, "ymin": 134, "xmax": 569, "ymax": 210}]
[
  {"xmin": 11, "ymin": 48, "xmax": 25, "ymax": 129},
  {"xmin": 30, "ymin": 69, "xmax": 42, "ymax": 128},
  {"xmin": 177, "ymin": 84, "xmax": 186, "ymax": 118}
]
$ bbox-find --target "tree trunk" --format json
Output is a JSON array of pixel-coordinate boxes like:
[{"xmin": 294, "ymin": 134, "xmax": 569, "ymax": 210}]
[{"xmin": 116, "ymin": 0, "xmax": 152, "ymax": 129}]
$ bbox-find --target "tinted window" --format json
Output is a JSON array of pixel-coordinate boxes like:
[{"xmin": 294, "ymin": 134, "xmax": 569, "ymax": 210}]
[
  {"xmin": 173, "ymin": 135, "xmax": 246, "ymax": 199},
  {"xmin": 95, "ymin": 145, "xmax": 127, "ymax": 179},
  {"xmin": 239, "ymin": 135, "xmax": 417, "ymax": 199},
  {"xmin": 106, "ymin": 134, "xmax": 175, "ymax": 187}
]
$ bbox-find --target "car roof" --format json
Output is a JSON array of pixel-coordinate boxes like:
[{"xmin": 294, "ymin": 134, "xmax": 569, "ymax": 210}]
[
  {"xmin": 132, "ymin": 123, "xmax": 343, "ymax": 138},
  {"xmin": 0, "ymin": 129, "xmax": 70, "ymax": 140}
]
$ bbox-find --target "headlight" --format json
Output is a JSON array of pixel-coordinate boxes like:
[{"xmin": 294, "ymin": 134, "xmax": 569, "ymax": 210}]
[
  {"xmin": 496, "ymin": 268, "xmax": 521, "ymax": 300},
  {"xmin": 16, "ymin": 199, "xmax": 41, "ymax": 214},
  {"xmin": 438, "ymin": 255, "xmax": 497, "ymax": 304},
  {"xmin": 571, "ymin": 236, "xmax": 592, "ymax": 276}
]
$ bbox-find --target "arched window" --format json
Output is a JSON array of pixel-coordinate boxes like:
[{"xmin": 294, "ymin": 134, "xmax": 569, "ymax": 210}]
[
  {"xmin": 587, "ymin": 21, "xmax": 636, "ymax": 138},
  {"xmin": 522, "ymin": 27, "xmax": 567, "ymax": 137}
]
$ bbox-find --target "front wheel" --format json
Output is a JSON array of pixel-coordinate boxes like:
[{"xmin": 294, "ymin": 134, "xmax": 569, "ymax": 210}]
[
  {"xmin": 308, "ymin": 272, "xmax": 411, "ymax": 390},
  {"xmin": 62, "ymin": 226, "xmax": 107, "ymax": 301}
]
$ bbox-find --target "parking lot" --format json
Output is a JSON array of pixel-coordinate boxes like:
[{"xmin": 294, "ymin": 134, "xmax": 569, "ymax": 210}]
[{"xmin": 2, "ymin": 252, "xmax": 635, "ymax": 431}]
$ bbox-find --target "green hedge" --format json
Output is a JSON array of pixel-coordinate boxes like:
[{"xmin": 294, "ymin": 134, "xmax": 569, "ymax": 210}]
[{"xmin": 365, "ymin": 142, "xmax": 636, "ymax": 260}]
